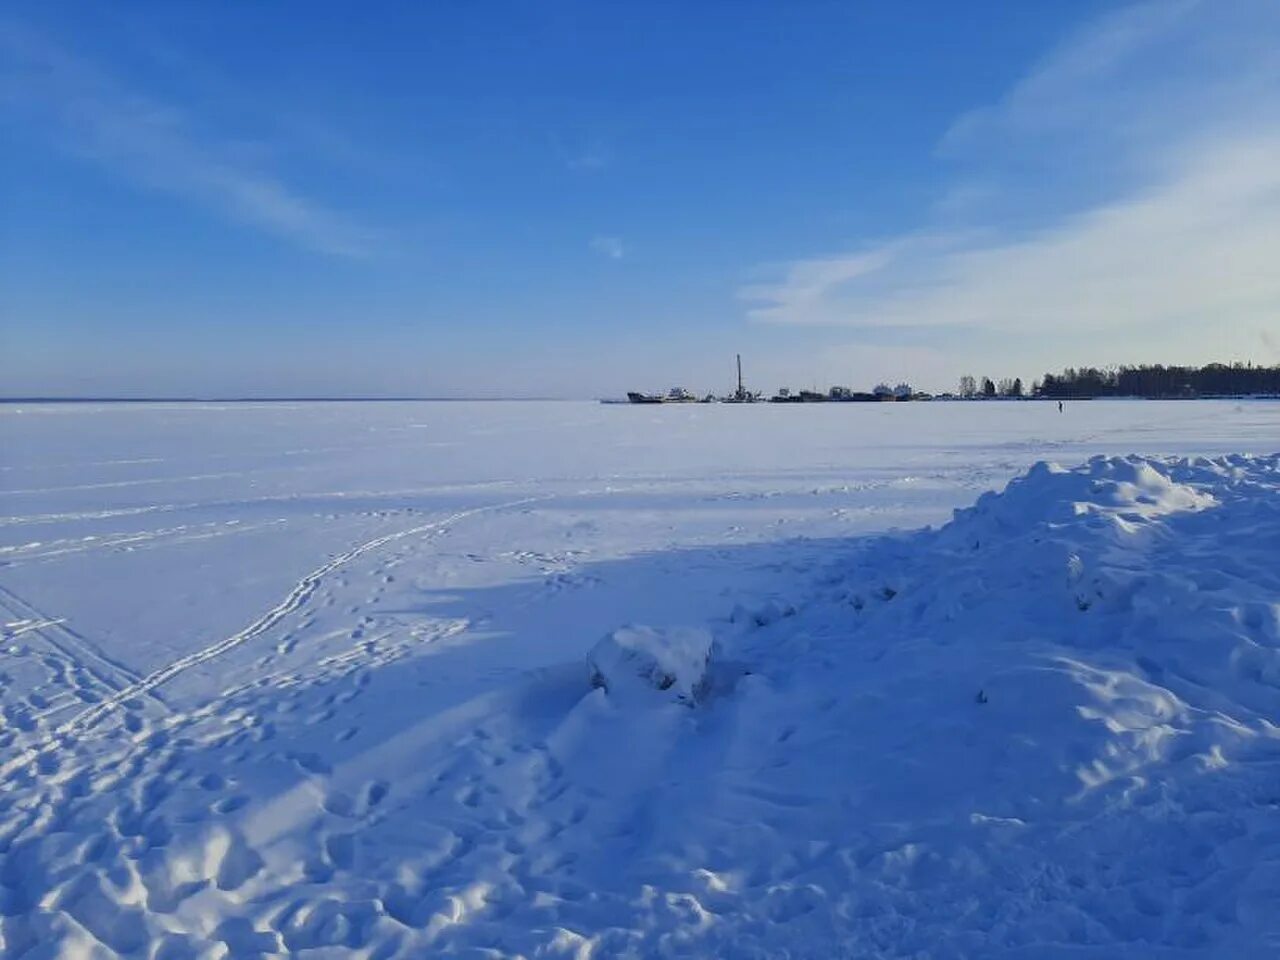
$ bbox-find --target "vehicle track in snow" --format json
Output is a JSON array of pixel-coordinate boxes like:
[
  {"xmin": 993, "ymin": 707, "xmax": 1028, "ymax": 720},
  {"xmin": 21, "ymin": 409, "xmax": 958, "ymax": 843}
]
[
  {"xmin": 0, "ymin": 496, "xmax": 548, "ymax": 782},
  {"xmin": 0, "ymin": 518, "xmax": 288, "ymax": 565},
  {"xmin": 0, "ymin": 470, "xmax": 255, "ymax": 496},
  {"xmin": 0, "ymin": 479, "xmax": 522, "ymax": 528}
]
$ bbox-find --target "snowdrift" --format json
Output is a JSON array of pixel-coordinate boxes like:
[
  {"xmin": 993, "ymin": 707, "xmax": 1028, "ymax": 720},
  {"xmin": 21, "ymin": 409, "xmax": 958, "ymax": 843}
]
[
  {"xmin": 2, "ymin": 454, "xmax": 1278, "ymax": 958},
  {"xmin": 587, "ymin": 625, "xmax": 715, "ymax": 704}
]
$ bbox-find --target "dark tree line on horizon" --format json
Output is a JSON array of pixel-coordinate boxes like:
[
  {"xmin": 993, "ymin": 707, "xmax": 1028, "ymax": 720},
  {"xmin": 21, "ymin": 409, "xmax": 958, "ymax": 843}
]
[
  {"xmin": 1038, "ymin": 362, "xmax": 1280, "ymax": 398},
  {"xmin": 960, "ymin": 362, "xmax": 1280, "ymax": 399}
]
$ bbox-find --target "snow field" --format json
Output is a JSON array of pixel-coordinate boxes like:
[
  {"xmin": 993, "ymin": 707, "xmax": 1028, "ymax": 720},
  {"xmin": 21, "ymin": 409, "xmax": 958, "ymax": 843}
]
[{"xmin": 0, "ymin": 400, "xmax": 1278, "ymax": 957}]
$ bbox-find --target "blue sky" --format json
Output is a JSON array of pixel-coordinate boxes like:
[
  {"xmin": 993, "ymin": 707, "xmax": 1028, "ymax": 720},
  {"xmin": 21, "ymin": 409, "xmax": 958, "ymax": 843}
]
[{"xmin": 2, "ymin": 1, "xmax": 1278, "ymax": 397}]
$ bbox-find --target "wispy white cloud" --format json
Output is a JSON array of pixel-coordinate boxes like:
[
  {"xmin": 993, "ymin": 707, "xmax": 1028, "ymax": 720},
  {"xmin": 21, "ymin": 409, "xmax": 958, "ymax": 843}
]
[
  {"xmin": 590, "ymin": 235, "xmax": 625, "ymax": 260},
  {"xmin": 939, "ymin": 0, "xmax": 1206, "ymax": 159},
  {"xmin": 0, "ymin": 20, "xmax": 375, "ymax": 257},
  {"xmin": 745, "ymin": 137, "xmax": 1280, "ymax": 333},
  {"xmin": 568, "ymin": 148, "xmax": 609, "ymax": 171},
  {"xmin": 742, "ymin": 0, "xmax": 1280, "ymax": 363},
  {"xmin": 553, "ymin": 136, "xmax": 611, "ymax": 172}
]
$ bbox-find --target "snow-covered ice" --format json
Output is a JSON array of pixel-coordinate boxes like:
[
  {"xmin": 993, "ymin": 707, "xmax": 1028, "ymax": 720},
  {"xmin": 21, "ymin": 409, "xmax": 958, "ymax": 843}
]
[{"xmin": 0, "ymin": 399, "xmax": 1278, "ymax": 957}]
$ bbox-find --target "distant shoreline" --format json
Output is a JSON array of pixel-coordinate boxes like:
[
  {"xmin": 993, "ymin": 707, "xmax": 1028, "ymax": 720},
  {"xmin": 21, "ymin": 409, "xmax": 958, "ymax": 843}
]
[{"xmin": 3, "ymin": 395, "xmax": 1277, "ymax": 406}]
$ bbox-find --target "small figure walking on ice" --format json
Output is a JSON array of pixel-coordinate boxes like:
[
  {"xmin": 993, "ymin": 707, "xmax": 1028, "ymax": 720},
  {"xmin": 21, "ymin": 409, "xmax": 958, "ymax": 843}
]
[{"xmin": 1058, "ymin": 400, "xmax": 1064, "ymax": 413}]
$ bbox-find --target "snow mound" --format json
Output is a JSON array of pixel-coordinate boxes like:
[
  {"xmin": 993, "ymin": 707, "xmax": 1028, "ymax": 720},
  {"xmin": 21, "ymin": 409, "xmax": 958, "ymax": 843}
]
[
  {"xmin": 954, "ymin": 454, "xmax": 1218, "ymax": 534},
  {"xmin": 587, "ymin": 625, "xmax": 714, "ymax": 703}
]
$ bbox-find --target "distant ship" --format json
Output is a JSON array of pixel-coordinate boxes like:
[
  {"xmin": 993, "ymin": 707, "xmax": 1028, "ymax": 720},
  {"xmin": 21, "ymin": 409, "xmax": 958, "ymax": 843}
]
[
  {"xmin": 625, "ymin": 355, "xmax": 760, "ymax": 405},
  {"xmin": 627, "ymin": 387, "xmax": 698, "ymax": 404},
  {"xmin": 722, "ymin": 354, "xmax": 760, "ymax": 403}
]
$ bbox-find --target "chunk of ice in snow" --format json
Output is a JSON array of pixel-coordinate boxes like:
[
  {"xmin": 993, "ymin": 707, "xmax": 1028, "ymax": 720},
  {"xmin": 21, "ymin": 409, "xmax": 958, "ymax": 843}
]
[{"xmin": 587, "ymin": 625, "xmax": 714, "ymax": 703}]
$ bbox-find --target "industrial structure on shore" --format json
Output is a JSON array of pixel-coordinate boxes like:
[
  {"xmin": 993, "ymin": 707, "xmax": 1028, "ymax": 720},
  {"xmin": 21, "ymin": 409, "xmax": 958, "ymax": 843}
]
[{"xmin": 623, "ymin": 356, "xmax": 926, "ymax": 404}]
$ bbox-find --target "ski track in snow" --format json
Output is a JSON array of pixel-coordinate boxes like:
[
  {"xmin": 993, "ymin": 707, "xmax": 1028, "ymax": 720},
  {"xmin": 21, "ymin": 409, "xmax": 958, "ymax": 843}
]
[
  {"xmin": 0, "ymin": 583, "xmax": 143, "ymax": 694},
  {"xmin": 0, "ymin": 496, "xmax": 546, "ymax": 783},
  {"xmin": 0, "ymin": 583, "xmax": 171, "ymax": 773}
]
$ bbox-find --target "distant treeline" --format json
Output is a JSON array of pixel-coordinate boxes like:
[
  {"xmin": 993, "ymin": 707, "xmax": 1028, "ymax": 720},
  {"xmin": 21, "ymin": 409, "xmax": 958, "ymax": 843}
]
[
  {"xmin": 956, "ymin": 363, "xmax": 1280, "ymax": 399},
  {"xmin": 1034, "ymin": 363, "xmax": 1280, "ymax": 398}
]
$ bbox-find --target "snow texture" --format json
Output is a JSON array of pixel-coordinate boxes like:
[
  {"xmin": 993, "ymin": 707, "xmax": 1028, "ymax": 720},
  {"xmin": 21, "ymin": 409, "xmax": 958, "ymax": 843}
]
[
  {"xmin": 587, "ymin": 625, "xmax": 715, "ymax": 703},
  {"xmin": 0, "ymin": 399, "xmax": 1278, "ymax": 958}
]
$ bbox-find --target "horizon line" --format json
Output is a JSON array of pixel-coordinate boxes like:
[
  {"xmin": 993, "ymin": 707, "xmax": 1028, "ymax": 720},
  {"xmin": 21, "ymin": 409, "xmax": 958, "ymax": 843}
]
[{"xmin": 0, "ymin": 396, "xmax": 581, "ymax": 404}]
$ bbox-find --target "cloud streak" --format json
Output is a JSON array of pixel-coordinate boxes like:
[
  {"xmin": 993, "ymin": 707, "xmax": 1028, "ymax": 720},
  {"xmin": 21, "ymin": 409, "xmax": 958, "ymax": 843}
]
[
  {"xmin": 742, "ymin": 0, "xmax": 1280, "ymax": 359},
  {"xmin": 590, "ymin": 235, "xmax": 625, "ymax": 260},
  {"xmin": 745, "ymin": 137, "xmax": 1280, "ymax": 333},
  {"xmin": 551, "ymin": 135, "xmax": 611, "ymax": 172},
  {"xmin": 0, "ymin": 21, "xmax": 374, "ymax": 257}
]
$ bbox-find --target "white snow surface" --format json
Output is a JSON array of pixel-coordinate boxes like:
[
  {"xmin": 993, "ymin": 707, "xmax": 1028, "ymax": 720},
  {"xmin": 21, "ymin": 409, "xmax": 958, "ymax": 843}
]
[
  {"xmin": 587, "ymin": 626, "xmax": 715, "ymax": 704},
  {"xmin": 1, "ymin": 399, "xmax": 1278, "ymax": 958}
]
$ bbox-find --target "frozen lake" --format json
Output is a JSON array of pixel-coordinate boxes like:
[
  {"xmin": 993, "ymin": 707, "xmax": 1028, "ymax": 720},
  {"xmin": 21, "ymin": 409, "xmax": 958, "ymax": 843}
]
[
  {"xmin": 1, "ymin": 399, "xmax": 1278, "ymax": 958},
  {"xmin": 3, "ymin": 398, "xmax": 1275, "ymax": 692}
]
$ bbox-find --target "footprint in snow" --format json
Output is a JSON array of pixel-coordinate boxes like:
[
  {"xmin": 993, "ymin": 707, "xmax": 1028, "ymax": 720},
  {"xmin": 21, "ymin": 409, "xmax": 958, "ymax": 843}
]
[{"xmin": 290, "ymin": 752, "xmax": 332, "ymax": 775}]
